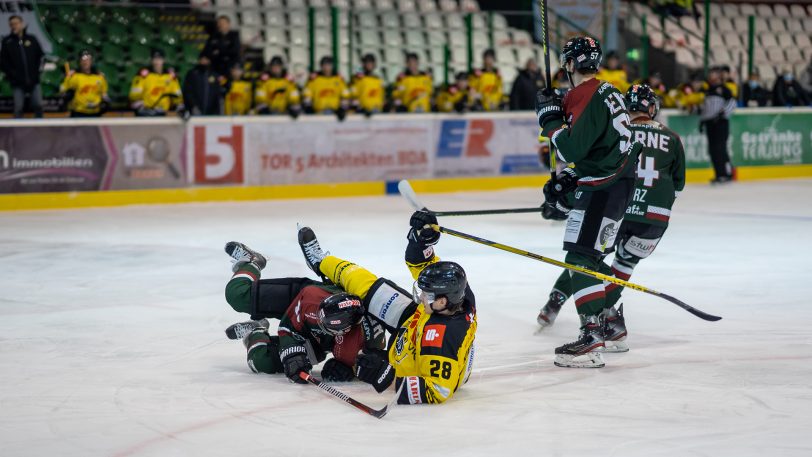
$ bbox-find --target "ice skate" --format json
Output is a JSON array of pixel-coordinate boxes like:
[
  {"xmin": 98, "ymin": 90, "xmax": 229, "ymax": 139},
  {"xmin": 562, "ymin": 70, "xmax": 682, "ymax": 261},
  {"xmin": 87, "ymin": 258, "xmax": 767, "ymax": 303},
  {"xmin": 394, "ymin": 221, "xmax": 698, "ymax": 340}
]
[
  {"xmin": 554, "ymin": 314, "xmax": 605, "ymax": 368},
  {"xmin": 225, "ymin": 318, "xmax": 269, "ymax": 340},
  {"xmin": 602, "ymin": 303, "xmax": 629, "ymax": 353},
  {"xmin": 537, "ymin": 291, "xmax": 567, "ymax": 328},
  {"xmin": 298, "ymin": 225, "xmax": 329, "ymax": 281},
  {"xmin": 224, "ymin": 241, "xmax": 267, "ymax": 272}
]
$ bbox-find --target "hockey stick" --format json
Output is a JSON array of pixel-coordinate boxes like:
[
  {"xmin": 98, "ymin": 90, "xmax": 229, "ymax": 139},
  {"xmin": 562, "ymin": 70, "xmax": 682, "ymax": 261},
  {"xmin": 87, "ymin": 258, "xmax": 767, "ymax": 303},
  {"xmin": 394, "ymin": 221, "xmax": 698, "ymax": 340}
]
[
  {"xmin": 538, "ymin": 0, "xmax": 558, "ymax": 178},
  {"xmin": 299, "ymin": 372, "xmax": 402, "ymax": 419},
  {"xmin": 397, "ymin": 180, "xmax": 543, "ymax": 217},
  {"xmin": 432, "ymin": 224, "xmax": 721, "ymax": 322},
  {"xmin": 397, "ymin": 180, "xmax": 720, "ymax": 322}
]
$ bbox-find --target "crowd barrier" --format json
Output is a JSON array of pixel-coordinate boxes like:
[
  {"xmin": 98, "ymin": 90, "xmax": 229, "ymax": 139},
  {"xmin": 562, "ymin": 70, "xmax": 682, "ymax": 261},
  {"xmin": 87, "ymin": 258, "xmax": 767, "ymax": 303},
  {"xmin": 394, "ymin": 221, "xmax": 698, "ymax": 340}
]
[{"xmin": 1, "ymin": 109, "xmax": 811, "ymax": 211}]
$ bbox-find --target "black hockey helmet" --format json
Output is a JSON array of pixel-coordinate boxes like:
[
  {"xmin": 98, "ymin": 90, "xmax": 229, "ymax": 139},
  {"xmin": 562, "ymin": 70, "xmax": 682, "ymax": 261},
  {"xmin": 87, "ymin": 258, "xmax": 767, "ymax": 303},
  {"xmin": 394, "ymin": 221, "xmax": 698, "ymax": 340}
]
[
  {"xmin": 625, "ymin": 83, "xmax": 660, "ymax": 119},
  {"xmin": 318, "ymin": 293, "xmax": 364, "ymax": 336},
  {"xmin": 414, "ymin": 261, "xmax": 467, "ymax": 312},
  {"xmin": 269, "ymin": 55, "xmax": 284, "ymax": 67},
  {"xmin": 559, "ymin": 36, "xmax": 602, "ymax": 73}
]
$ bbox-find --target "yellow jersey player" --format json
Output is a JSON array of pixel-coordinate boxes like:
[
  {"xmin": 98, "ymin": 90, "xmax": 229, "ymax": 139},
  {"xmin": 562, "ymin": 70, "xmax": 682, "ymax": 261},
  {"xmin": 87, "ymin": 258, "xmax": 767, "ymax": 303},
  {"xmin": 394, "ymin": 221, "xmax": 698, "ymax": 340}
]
[
  {"xmin": 596, "ymin": 51, "xmax": 630, "ymax": 94},
  {"xmin": 297, "ymin": 210, "xmax": 477, "ymax": 405},
  {"xmin": 468, "ymin": 49, "xmax": 504, "ymax": 111},
  {"xmin": 59, "ymin": 50, "xmax": 109, "ymax": 117},
  {"xmin": 254, "ymin": 55, "xmax": 301, "ymax": 117},
  {"xmin": 303, "ymin": 55, "xmax": 349, "ymax": 119},
  {"xmin": 350, "ymin": 53, "xmax": 385, "ymax": 115},
  {"xmin": 129, "ymin": 50, "xmax": 182, "ymax": 116},
  {"xmin": 393, "ymin": 52, "xmax": 433, "ymax": 113},
  {"xmin": 436, "ymin": 71, "xmax": 476, "ymax": 113},
  {"xmin": 224, "ymin": 62, "xmax": 252, "ymax": 115}
]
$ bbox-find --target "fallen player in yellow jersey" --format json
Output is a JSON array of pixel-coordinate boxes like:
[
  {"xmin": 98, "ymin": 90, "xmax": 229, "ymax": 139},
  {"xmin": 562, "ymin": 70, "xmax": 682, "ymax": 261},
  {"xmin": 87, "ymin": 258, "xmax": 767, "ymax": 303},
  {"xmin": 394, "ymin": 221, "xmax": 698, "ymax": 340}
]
[{"xmin": 297, "ymin": 210, "xmax": 477, "ymax": 405}]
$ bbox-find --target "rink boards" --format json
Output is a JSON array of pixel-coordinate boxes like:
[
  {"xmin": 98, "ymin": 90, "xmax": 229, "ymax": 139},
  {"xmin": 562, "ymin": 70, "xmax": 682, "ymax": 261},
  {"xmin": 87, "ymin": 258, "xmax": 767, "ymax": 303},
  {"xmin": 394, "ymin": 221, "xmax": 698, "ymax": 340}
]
[{"xmin": 1, "ymin": 109, "xmax": 811, "ymax": 210}]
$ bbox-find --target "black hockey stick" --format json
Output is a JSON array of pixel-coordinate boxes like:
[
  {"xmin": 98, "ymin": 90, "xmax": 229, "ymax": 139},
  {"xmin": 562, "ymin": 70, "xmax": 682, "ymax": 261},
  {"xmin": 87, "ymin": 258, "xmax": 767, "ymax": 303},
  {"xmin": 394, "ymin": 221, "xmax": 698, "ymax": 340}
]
[
  {"xmin": 398, "ymin": 180, "xmax": 721, "ymax": 322},
  {"xmin": 396, "ymin": 180, "xmax": 543, "ymax": 217},
  {"xmin": 300, "ymin": 372, "xmax": 399, "ymax": 419},
  {"xmin": 538, "ymin": 0, "xmax": 558, "ymax": 179}
]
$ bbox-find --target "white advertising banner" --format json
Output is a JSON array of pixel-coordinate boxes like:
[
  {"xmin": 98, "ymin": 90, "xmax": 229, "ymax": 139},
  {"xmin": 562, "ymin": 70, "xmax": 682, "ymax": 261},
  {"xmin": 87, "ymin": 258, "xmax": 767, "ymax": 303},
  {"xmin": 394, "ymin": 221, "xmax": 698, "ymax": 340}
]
[
  {"xmin": 243, "ymin": 117, "xmax": 434, "ymax": 185},
  {"xmin": 189, "ymin": 113, "xmax": 544, "ymax": 186}
]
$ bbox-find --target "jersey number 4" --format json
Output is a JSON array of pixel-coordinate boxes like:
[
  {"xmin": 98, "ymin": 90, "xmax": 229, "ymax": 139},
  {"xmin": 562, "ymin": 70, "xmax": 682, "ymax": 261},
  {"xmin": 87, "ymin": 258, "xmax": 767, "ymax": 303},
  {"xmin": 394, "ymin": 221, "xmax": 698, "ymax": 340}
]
[
  {"xmin": 429, "ymin": 360, "xmax": 452, "ymax": 379},
  {"xmin": 637, "ymin": 156, "xmax": 660, "ymax": 187}
]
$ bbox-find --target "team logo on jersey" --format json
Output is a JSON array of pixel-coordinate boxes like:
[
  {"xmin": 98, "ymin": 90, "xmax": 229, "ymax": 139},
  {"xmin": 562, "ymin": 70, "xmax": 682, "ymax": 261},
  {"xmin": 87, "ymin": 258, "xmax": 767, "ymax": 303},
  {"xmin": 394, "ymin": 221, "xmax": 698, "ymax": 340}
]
[{"xmin": 422, "ymin": 324, "xmax": 446, "ymax": 348}]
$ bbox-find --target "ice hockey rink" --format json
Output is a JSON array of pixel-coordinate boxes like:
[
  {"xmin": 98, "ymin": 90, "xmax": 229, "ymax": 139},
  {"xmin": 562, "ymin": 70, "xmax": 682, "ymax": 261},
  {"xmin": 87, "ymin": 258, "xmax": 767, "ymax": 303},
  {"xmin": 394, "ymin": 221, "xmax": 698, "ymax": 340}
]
[{"xmin": 1, "ymin": 179, "xmax": 811, "ymax": 457}]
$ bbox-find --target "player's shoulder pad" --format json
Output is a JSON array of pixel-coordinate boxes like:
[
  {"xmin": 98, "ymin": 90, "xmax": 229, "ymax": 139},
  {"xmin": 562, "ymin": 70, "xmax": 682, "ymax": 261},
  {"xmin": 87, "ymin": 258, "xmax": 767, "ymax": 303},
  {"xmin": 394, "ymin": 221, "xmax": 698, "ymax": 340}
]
[{"xmin": 419, "ymin": 312, "xmax": 472, "ymax": 358}]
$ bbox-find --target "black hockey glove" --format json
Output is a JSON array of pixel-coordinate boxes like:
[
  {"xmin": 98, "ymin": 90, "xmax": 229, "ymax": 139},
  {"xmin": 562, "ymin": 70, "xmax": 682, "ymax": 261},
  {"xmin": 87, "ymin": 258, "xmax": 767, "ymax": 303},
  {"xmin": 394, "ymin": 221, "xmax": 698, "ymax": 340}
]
[
  {"xmin": 408, "ymin": 210, "xmax": 440, "ymax": 246},
  {"xmin": 535, "ymin": 88, "xmax": 564, "ymax": 129},
  {"xmin": 321, "ymin": 358, "xmax": 355, "ymax": 382},
  {"xmin": 355, "ymin": 349, "xmax": 395, "ymax": 393},
  {"xmin": 336, "ymin": 106, "xmax": 347, "ymax": 122},
  {"xmin": 541, "ymin": 201, "xmax": 569, "ymax": 221},
  {"xmin": 550, "ymin": 168, "xmax": 578, "ymax": 196},
  {"xmin": 281, "ymin": 345, "xmax": 312, "ymax": 384}
]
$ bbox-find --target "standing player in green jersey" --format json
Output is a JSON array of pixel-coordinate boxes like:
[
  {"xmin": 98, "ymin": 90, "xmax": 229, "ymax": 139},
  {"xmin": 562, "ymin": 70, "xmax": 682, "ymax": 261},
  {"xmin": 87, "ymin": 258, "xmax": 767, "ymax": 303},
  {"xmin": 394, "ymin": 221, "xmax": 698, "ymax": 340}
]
[
  {"xmin": 537, "ymin": 84, "xmax": 686, "ymax": 353},
  {"xmin": 535, "ymin": 36, "xmax": 640, "ymax": 368}
]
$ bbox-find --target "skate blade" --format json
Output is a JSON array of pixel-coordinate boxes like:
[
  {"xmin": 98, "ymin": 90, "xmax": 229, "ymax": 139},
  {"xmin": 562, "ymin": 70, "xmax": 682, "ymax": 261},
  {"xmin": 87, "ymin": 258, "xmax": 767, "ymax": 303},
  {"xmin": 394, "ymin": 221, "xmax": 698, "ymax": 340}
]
[
  {"xmin": 536, "ymin": 317, "xmax": 555, "ymax": 329},
  {"xmin": 604, "ymin": 339, "xmax": 629, "ymax": 353},
  {"xmin": 554, "ymin": 352, "xmax": 605, "ymax": 368}
]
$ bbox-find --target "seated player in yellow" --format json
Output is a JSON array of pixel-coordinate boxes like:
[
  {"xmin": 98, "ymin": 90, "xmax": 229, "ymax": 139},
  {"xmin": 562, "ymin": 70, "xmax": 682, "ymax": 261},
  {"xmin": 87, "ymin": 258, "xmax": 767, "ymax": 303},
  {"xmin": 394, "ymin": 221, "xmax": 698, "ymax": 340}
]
[{"xmin": 297, "ymin": 211, "xmax": 477, "ymax": 405}]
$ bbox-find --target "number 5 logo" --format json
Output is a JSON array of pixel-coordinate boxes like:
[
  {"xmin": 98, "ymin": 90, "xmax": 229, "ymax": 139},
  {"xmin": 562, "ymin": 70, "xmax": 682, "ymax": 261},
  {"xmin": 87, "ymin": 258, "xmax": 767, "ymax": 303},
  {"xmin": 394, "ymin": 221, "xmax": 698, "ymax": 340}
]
[{"xmin": 194, "ymin": 125, "xmax": 244, "ymax": 184}]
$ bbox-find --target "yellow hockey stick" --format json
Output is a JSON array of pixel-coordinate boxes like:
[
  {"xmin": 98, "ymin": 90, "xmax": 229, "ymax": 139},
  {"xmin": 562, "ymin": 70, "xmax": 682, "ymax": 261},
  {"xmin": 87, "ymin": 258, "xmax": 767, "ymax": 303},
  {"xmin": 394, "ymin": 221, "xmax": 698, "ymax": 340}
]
[{"xmin": 432, "ymin": 224, "xmax": 721, "ymax": 322}]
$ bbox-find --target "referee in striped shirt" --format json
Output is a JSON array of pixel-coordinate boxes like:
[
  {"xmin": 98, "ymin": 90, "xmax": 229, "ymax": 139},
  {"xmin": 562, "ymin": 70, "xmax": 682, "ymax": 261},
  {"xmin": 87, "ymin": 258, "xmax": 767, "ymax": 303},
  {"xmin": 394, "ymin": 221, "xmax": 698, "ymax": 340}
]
[{"xmin": 700, "ymin": 67, "xmax": 737, "ymax": 184}]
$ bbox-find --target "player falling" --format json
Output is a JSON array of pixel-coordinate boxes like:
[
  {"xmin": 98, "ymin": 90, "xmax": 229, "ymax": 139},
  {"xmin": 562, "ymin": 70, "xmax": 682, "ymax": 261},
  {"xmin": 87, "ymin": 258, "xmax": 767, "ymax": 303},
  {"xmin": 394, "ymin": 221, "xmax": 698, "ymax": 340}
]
[
  {"xmin": 538, "ymin": 84, "xmax": 686, "ymax": 354},
  {"xmin": 222, "ymin": 213, "xmax": 476, "ymax": 404},
  {"xmin": 535, "ymin": 36, "xmax": 641, "ymax": 368}
]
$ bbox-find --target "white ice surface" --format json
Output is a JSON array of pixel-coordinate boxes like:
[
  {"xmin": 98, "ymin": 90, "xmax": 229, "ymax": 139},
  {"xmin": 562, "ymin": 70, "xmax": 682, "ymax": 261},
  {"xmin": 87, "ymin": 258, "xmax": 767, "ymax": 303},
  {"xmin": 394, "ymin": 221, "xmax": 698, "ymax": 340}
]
[{"xmin": 1, "ymin": 180, "xmax": 812, "ymax": 457}]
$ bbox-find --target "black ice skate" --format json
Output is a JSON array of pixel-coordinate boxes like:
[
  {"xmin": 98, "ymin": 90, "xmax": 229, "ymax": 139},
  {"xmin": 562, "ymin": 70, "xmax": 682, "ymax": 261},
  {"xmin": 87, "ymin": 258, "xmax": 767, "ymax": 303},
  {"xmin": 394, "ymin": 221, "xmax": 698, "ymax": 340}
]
[
  {"xmin": 554, "ymin": 314, "xmax": 605, "ymax": 368},
  {"xmin": 537, "ymin": 291, "xmax": 567, "ymax": 328},
  {"xmin": 225, "ymin": 318, "xmax": 270, "ymax": 340},
  {"xmin": 297, "ymin": 225, "xmax": 330, "ymax": 282},
  {"xmin": 224, "ymin": 241, "xmax": 267, "ymax": 273},
  {"xmin": 602, "ymin": 303, "xmax": 629, "ymax": 353}
]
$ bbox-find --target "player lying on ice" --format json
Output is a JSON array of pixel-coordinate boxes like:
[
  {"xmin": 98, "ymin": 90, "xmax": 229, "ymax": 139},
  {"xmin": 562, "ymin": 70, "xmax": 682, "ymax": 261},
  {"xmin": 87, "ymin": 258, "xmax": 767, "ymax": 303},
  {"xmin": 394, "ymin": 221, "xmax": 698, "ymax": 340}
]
[{"xmin": 221, "ymin": 211, "xmax": 477, "ymax": 404}]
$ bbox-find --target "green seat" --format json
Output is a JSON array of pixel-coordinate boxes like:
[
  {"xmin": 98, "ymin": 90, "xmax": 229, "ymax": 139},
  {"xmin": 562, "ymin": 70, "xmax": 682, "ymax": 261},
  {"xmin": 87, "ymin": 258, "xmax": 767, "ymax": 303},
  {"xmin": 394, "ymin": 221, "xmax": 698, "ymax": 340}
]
[
  {"xmin": 110, "ymin": 7, "xmax": 131, "ymax": 25},
  {"xmin": 106, "ymin": 23, "xmax": 127, "ymax": 45},
  {"xmin": 100, "ymin": 43, "xmax": 125, "ymax": 66},
  {"xmin": 182, "ymin": 42, "xmax": 201, "ymax": 64},
  {"xmin": 97, "ymin": 62, "xmax": 119, "ymax": 79},
  {"xmin": 129, "ymin": 44, "xmax": 151, "ymax": 64},
  {"xmin": 160, "ymin": 29, "xmax": 180, "ymax": 46},
  {"xmin": 0, "ymin": 79, "xmax": 11, "ymax": 97},
  {"xmin": 47, "ymin": 23, "xmax": 74, "ymax": 47},
  {"xmin": 55, "ymin": 6, "xmax": 80, "ymax": 25},
  {"xmin": 137, "ymin": 9, "xmax": 158, "ymax": 26},
  {"xmin": 85, "ymin": 7, "xmax": 107, "ymax": 25},
  {"xmin": 131, "ymin": 23, "xmax": 152, "ymax": 45},
  {"xmin": 77, "ymin": 24, "xmax": 103, "ymax": 47},
  {"xmin": 40, "ymin": 70, "xmax": 63, "ymax": 97}
]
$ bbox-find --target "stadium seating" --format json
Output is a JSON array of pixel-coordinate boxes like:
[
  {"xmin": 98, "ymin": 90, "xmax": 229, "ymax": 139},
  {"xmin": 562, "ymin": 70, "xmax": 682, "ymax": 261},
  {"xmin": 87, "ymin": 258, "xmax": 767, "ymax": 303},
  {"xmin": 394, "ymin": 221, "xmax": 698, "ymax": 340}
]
[
  {"xmin": 198, "ymin": 0, "xmax": 544, "ymax": 91},
  {"xmin": 625, "ymin": 2, "xmax": 812, "ymax": 87}
]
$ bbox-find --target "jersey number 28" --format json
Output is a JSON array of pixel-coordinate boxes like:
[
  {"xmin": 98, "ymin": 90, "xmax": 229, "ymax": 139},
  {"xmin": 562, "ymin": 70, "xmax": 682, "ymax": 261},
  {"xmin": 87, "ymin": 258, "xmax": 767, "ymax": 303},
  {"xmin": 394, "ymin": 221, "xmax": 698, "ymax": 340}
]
[{"xmin": 429, "ymin": 360, "xmax": 452, "ymax": 379}]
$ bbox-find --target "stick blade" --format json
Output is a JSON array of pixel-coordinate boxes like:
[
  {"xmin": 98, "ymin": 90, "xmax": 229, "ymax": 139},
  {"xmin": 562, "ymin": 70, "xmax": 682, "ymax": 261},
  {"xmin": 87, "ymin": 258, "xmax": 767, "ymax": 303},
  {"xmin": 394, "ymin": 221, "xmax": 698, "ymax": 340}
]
[
  {"xmin": 659, "ymin": 292, "xmax": 722, "ymax": 321},
  {"xmin": 397, "ymin": 179, "xmax": 426, "ymax": 211}
]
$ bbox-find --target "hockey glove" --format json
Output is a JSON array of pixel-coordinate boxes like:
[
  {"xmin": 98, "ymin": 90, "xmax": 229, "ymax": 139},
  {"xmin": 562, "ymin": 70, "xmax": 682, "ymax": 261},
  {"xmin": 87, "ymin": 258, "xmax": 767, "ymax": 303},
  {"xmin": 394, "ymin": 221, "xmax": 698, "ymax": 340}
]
[
  {"xmin": 281, "ymin": 345, "xmax": 312, "ymax": 384},
  {"xmin": 541, "ymin": 201, "xmax": 569, "ymax": 221},
  {"xmin": 551, "ymin": 168, "xmax": 578, "ymax": 196},
  {"xmin": 355, "ymin": 349, "xmax": 395, "ymax": 393},
  {"xmin": 535, "ymin": 88, "xmax": 564, "ymax": 129},
  {"xmin": 408, "ymin": 210, "xmax": 440, "ymax": 245},
  {"xmin": 321, "ymin": 358, "xmax": 355, "ymax": 382}
]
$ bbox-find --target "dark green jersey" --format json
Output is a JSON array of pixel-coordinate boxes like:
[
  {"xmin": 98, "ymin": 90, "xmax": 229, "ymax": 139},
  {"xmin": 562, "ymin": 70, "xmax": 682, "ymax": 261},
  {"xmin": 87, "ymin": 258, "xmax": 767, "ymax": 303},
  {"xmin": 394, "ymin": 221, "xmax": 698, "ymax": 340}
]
[
  {"xmin": 542, "ymin": 79, "xmax": 640, "ymax": 190},
  {"xmin": 623, "ymin": 120, "xmax": 686, "ymax": 227}
]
